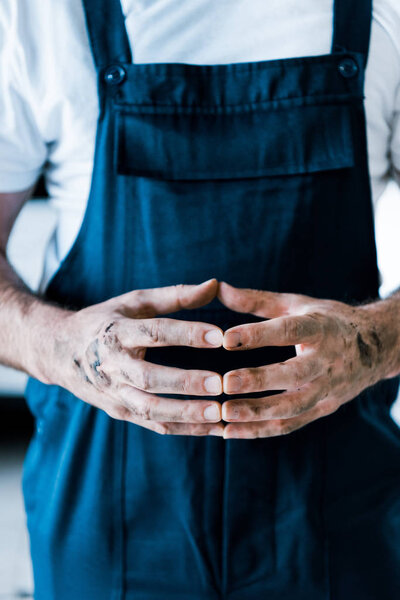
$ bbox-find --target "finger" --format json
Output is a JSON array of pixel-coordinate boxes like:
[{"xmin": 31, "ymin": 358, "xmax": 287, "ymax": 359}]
[
  {"xmin": 222, "ymin": 383, "xmax": 325, "ymax": 421},
  {"xmin": 116, "ymin": 279, "xmax": 219, "ymax": 317},
  {"xmin": 79, "ymin": 386, "xmax": 224, "ymax": 433},
  {"xmin": 106, "ymin": 407, "xmax": 224, "ymax": 436},
  {"xmin": 119, "ymin": 412, "xmax": 225, "ymax": 437},
  {"xmin": 118, "ymin": 385, "xmax": 222, "ymax": 423},
  {"xmin": 152, "ymin": 421, "xmax": 225, "ymax": 437},
  {"xmin": 114, "ymin": 355, "xmax": 223, "ymax": 396},
  {"xmin": 119, "ymin": 317, "xmax": 223, "ymax": 349},
  {"xmin": 223, "ymin": 353, "xmax": 324, "ymax": 394},
  {"xmin": 223, "ymin": 397, "xmax": 340, "ymax": 439},
  {"xmin": 223, "ymin": 314, "xmax": 323, "ymax": 350},
  {"xmin": 218, "ymin": 281, "xmax": 308, "ymax": 318}
]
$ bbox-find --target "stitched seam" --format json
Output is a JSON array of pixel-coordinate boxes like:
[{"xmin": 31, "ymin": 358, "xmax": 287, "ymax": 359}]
[{"xmin": 113, "ymin": 93, "xmax": 361, "ymax": 112}]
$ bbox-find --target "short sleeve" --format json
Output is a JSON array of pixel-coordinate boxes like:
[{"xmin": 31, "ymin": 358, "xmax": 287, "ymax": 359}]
[{"xmin": 0, "ymin": 2, "xmax": 47, "ymax": 192}]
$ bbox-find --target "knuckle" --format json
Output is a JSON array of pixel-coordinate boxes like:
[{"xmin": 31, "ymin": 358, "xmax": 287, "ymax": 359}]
[
  {"xmin": 325, "ymin": 400, "xmax": 340, "ymax": 416},
  {"xmin": 322, "ymin": 313, "xmax": 338, "ymax": 336},
  {"xmin": 284, "ymin": 318, "xmax": 301, "ymax": 343},
  {"xmin": 108, "ymin": 404, "xmax": 131, "ymax": 421},
  {"xmin": 174, "ymin": 284, "xmax": 186, "ymax": 309},
  {"xmin": 248, "ymin": 289, "xmax": 265, "ymax": 314},
  {"xmin": 251, "ymin": 326, "xmax": 263, "ymax": 347},
  {"xmin": 239, "ymin": 368, "xmax": 255, "ymax": 387},
  {"xmin": 135, "ymin": 365, "xmax": 152, "ymax": 391},
  {"xmin": 251, "ymin": 368, "xmax": 265, "ymax": 390},
  {"xmin": 84, "ymin": 346, "xmax": 112, "ymax": 387},
  {"xmin": 274, "ymin": 401, "xmax": 293, "ymax": 418},
  {"xmin": 190, "ymin": 424, "xmax": 209, "ymax": 436},
  {"xmin": 292, "ymin": 399, "xmax": 307, "ymax": 417},
  {"xmin": 291, "ymin": 361, "xmax": 315, "ymax": 388},
  {"xmin": 322, "ymin": 387, "xmax": 330, "ymax": 400},
  {"xmin": 154, "ymin": 422, "xmax": 168, "ymax": 435},
  {"xmin": 307, "ymin": 312, "xmax": 330, "ymax": 341},
  {"xmin": 179, "ymin": 374, "xmax": 191, "ymax": 395},
  {"xmin": 105, "ymin": 407, "xmax": 118, "ymax": 419},
  {"xmin": 179, "ymin": 400, "xmax": 194, "ymax": 420},
  {"xmin": 130, "ymin": 290, "xmax": 153, "ymax": 315},
  {"xmin": 291, "ymin": 366, "xmax": 304, "ymax": 388},
  {"xmin": 142, "ymin": 397, "xmax": 153, "ymax": 420},
  {"xmin": 129, "ymin": 394, "xmax": 153, "ymax": 420},
  {"xmin": 295, "ymin": 389, "xmax": 319, "ymax": 416},
  {"xmin": 308, "ymin": 358, "xmax": 321, "ymax": 378},
  {"xmin": 98, "ymin": 370, "xmax": 112, "ymax": 387},
  {"xmin": 137, "ymin": 319, "xmax": 164, "ymax": 344},
  {"xmin": 147, "ymin": 318, "xmax": 163, "ymax": 343},
  {"xmin": 186, "ymin": 323, "xmax": 196, "ymax": 347},
  {"xmin": 297, "ymin": 391, "xmax": 316, "ymax": 414},
  {"xmin": 289, "ymin": 317, "xmax": 304, "ymax": 342},
  {"xmin": 137, "ymin": 398, "xmax": 152, "ymax": 420},
  {"xmin": 278, "ymin": 421, "xmax": 294, "ymax": 436},
  {"xmin": 100, "ymin": 318, "xmax": 122, "ymax": 347},
  {"xmin": 131, "ymin": 292, "xmax": 155, "ymax": 318}
]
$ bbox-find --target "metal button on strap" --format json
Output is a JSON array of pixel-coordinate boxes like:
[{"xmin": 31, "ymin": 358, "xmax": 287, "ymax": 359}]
[
  {"xmin": 104, "ymin": 65, "xmax": 126, "ymax": 85},
  {"xmin": 338, "ymin": 57, "xmax": 359, "ymax": 79}
]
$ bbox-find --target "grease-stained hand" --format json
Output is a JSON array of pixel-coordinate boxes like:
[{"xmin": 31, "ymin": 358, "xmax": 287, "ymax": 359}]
[
  {"xmin": 49, "ymin": 279, "xmax": 225, "ymax": 437},
  {"xmin": 219, "ymin": 282, "xmax": 400, "ymax": 439}
]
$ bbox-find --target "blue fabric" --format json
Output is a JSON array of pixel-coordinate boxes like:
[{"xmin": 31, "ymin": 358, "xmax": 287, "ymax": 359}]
[{"xmin": 23, "ymin": 0, "xmax": 400, "ymax": 598}]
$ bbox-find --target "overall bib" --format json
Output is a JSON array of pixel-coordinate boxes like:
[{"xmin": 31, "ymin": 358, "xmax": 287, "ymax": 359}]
[{"xmin": 23, "ymin": 0, "xmax": 400, "ymax": 598}]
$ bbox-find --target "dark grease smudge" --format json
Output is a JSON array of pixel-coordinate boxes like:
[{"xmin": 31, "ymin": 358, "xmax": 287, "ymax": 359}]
[
  {"xmin": 357, "ymin": 332, "xmax": 373, "ymax": 368},
  {"xmin": 73, "ymin": 356, "xmax": 93, "ymax": 385},
  {"xmin": 370, "ymin": 330, "xmax": 382, "ymax": 353}
]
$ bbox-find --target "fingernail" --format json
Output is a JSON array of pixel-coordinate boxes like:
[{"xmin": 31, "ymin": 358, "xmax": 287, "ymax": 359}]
[
  {"xmin": 225, "ymin": 375, "xmax": 242, "ymax": 393},
  {"xmin": 209, "ymin": 427, "xmax": 224, "ymax": 436},
  {"xmin": 204, "ymin": 404, "xmax": 221, "ymax": 421},
  {"xmin": 204, "ymin": 375, "xmax": 222, "ymax": 394},
  {"xmin": 225, "ymin": 332, "xmax": 241, "ymax": 348},
  {"xmin": 205, "ymin": 329, "xmax": 223, "ymax": 346}
]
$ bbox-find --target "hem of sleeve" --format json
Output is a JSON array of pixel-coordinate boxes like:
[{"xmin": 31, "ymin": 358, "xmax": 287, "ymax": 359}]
[{"xmin": 0, "ymin": 169, "xmax": 41, "ymax": 193}]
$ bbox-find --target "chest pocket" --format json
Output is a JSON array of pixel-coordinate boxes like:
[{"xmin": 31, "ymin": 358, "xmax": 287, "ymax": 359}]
[{"xmin": 114, "ymin": 102, "xmax": 354, "ymax": 181}]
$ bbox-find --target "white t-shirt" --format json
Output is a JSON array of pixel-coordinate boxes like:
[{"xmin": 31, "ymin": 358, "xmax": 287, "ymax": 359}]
[{"xmin": 1, "ymin": 0, "xmax": 400, "ymax": 290}]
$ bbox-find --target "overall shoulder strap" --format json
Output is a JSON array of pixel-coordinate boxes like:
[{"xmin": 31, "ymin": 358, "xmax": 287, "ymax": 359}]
[
  {"xmin": 332, "ymin": 0, "xmax": 373, "ymax": 66},
  {"xmin": 81, "ymin": 0, "xmax": 132, "ymax": 69}
]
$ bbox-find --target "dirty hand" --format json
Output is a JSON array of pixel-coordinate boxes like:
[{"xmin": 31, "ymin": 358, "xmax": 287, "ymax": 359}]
[
  {"xmin": 45, "ymin": 279, "xmax": 225, "ymax": 436},
  {"xmin": 218, "ymin": 282, "xmax": 400, "ymax": 439}
]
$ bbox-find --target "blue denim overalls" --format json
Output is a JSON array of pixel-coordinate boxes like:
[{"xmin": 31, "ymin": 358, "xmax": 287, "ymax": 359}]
[{"xmin": 23, "ymin": 0, "xmax": 400, "ymax": 598}]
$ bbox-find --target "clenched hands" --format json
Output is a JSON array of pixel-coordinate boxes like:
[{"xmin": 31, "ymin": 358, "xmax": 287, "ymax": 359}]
[{"xmin": 48, "ymin": 279, "xmax": 400, "ymax": 439}]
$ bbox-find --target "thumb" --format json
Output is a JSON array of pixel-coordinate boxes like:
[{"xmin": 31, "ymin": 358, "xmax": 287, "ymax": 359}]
[
  {"xmin": 218, "ymin": 281, "xmax": 294, "ymax": 318},
  {"xmin": 117, "ymin": 278, "xmax": 219, "ymax": 316}
]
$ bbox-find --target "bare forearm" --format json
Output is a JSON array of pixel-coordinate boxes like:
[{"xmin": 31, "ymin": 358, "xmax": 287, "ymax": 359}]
[{"xmin": 0, "ymin": 250, "xmax": 71, "ymax": 382}]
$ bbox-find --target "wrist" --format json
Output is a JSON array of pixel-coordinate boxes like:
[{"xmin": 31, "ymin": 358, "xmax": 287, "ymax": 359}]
[
  {"xmin": 359, "ymin": 295, "xmax": 400, "ymax": 380},
  {"xmin": 24, "ymin": 299, "xmax": 75, "ymax": 385}
]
